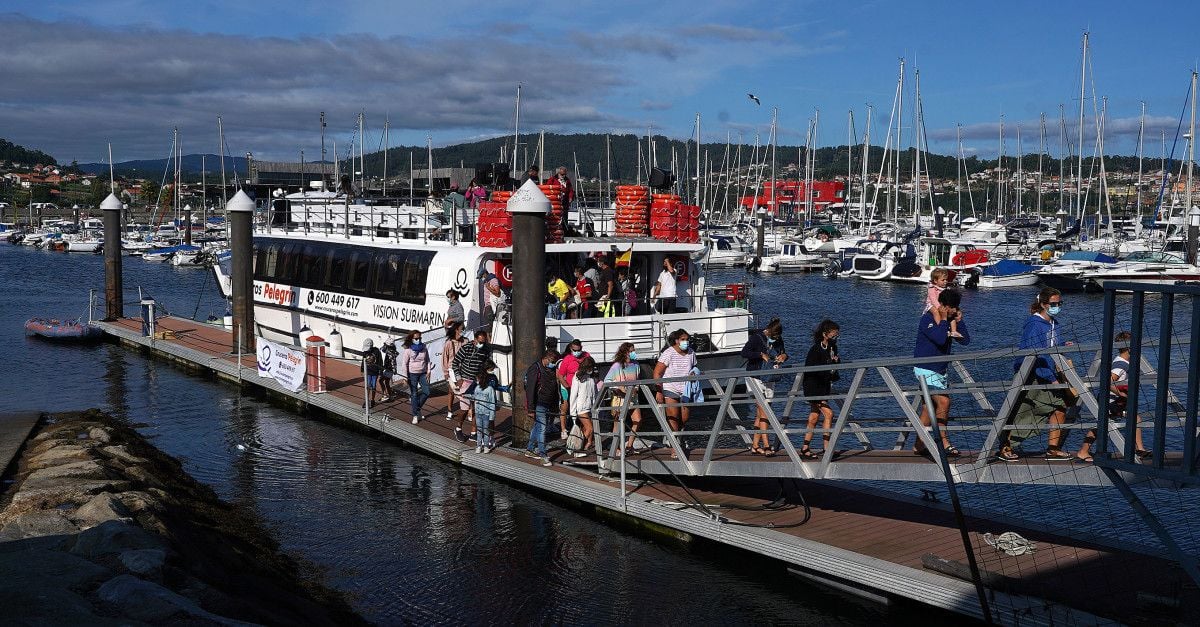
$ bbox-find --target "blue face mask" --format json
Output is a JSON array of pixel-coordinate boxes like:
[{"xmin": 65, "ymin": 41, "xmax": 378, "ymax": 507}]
[
  {"xmin": 412, "ymin": 341, "xmax": 423, "ymax": 351},
  {"xmin": 1048, "ymin": 305, "xmax": 1061, "ymax": 316},
  {"xmin": 629, "ymin": 351, "xmax": 639, "ymax": 361},
  {"xmin": 767, "ymin": 337, "xmax": 776, "ymax": 344},
  {"xmin": 572, "ymin": 350, "xmax": 583, "ymax": 358},
  {"xmin": 679, "ymin": 340, "xmax": 689, "ymax": 351},
  {"xmin": 549, "ymin": 361, "xmax": 559, "ymax": 369},
  {"xmin": 476, "ymin": 342, "xmax": 484, "ymax": 349}
]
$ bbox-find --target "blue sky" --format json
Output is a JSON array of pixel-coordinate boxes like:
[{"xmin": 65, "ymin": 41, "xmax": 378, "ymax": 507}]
[{"xmin": 3, "ymin": 0, "xmax": 1198, "ymax": 162}]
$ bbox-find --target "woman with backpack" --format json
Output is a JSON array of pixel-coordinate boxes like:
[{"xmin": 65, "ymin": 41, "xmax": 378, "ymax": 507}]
[{"xmin": 740, "ymin": 318, "xmax": 787, "ymax": 455}]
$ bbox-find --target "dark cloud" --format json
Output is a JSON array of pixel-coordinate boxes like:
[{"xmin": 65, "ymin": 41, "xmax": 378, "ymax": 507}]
[
  {"xmin": 678, "ymin": 24, "xmax": 784, "ymax": 42},
  {"xmin": 0, "ymin": 14, "xmax": 629, "ymax": 160},
  {"xmin": 569, "ymin": 31, "xmax": 684, "ymax": 61}
]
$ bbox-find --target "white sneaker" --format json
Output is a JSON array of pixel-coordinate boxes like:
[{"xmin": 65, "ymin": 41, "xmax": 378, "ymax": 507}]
[
  {"xmin": 541, "ymin": 457, "xmax": 553, "ymax": 466},
  {"xmin": 572, "ymin": 451, "xmax": 587, "ymax": 458},
  {"xmin": 487, "ymin": 444, "xmax": 495, "ymax": 453},
  {"xmin": 475, "ymin": 445, "xmax": 483, "ymax": 453},
  {"xmin": 446, "ymin": 410, "xmax": 453, "ymax": 420},
  {"xmin": 523, "ymin": 450, "xmax": 538, "ymax": 458},
  {"xmin": 411, "ymin": 415, "xmax": 419, "ymax": 424}
]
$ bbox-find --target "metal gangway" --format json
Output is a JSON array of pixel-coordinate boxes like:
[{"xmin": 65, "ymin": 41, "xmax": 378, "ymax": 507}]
[{"xmin": 578, "ymin": 283, "xmax": 1200, "ymax": 491}]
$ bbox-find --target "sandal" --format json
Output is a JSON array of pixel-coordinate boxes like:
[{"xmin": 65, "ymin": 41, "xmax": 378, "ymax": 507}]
[
  {"xmin": 750, "ymin": 446, "xmax": 766, "ymax": 456},
  {"xmin": 1073, "ymin": 455, "xmax": 1093, "ymax": 463},
  {"xmin": 1044, "ymin": 448, "xmax": 1072, "ymax": 461},
  {"xmin": 1135, "ymin": 449, "xmax": 1153, "ymax": 460},
  {"xmin": 799, "ymin": 446, "xmax": 818, "ymax": 460},
  {"xmin": 944, "ymin": 445, "xmax": 962, "ymax": 458},
  {"xmin": 997, "ymin": 447, "xmax": 1019, "ymax": 463}
]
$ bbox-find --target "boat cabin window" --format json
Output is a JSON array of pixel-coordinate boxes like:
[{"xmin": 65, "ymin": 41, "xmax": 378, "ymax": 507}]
[
  {"xmin": 327, "ymin": 247, "xmax": 349, "ymax": 290},
  {"xmin": 348, "ymin": 251, "xmax": 371, "ymax": 294},
  {"xmin": 252, "ymin": 237, "xmax": 432, "ymax": 305}
]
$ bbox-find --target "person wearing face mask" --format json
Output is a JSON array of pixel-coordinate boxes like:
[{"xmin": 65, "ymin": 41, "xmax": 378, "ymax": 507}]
[
  {"xmin": 604, "ymin": 342, "xmax": 643, "ymax": 453},
  {"xmin": 801, "ymin": 320, "xmax": 840, "ymax": 459},
  {"xmin": 470, "ymin": 361, "xmax": 509, "ymax": 454},
  {"xmin": 569, "ymin": 356, "xmax": 600, "ymax": 458},
  {"xmin": 556, "ymin": 339, "xmax": 590, "ymax": 441},
  {"xmin": 912, "ymin": 289, "xmax": 970, "ymax": 458},
  {"xmin": 654, "ymin": 329, "xmax": 696, "ymax": 458},
  {"xmin": 740, "ymin": 318, "xmax": 787, "ymax": 455},
  {"xmin": 523, "ymin": 348, "xmax": 561, "ymax": 466},
  {"xmin": 401, "ymin": 330, "xmax": 431, "ymax": 424},
  {"xmin": 451, "ymin": 329, "xmax": 492, "ymax": 442},
  {"xmin": 1000, "ymin": 287, "xmax": 1074, "ymax": 462}
]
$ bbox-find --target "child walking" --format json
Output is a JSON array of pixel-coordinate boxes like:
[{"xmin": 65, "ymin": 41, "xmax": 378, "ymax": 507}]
[{"xmin": 470, "ymin": 361, "xmax": 508, "ymax": 453}]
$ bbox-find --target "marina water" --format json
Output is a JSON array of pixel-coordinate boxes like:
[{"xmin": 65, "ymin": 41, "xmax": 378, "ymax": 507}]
[
  {"xmin": 6, "ymin": 244, "xmax": 1197, "ymax": 621},
  {"xmin": 2, "ymin": 244, "xmax": 884, "ymax": 624}
]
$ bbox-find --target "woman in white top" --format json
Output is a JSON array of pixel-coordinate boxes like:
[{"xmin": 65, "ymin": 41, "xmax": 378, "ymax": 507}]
[
  {"xmin": 653, "ymin": 258, "xmax": 677, "ymax": 314},
  {"xmin": 653, "ymin": 329, "xmax": 696, "ymax": 458},
  {"xmin": 568, "ymin": 356, "xmax": 599, "ymax": 457}
]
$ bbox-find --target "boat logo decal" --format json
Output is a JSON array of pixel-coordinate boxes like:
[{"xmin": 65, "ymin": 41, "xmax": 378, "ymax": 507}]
[{"xmin": 452, "ymin": 268, "xmax": 471, "ymax": 296}]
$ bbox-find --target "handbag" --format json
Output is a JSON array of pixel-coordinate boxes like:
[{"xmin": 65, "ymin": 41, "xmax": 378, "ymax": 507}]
[{"xmin": 565, "ymin": 424, "xmax": 585, "ymax": 453}]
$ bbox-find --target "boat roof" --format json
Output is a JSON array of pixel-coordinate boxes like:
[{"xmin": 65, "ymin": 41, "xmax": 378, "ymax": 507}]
[
  {"xmin": 1060, "ymin": 250, "xmax": 1117, "ymax": 263},
  {"xmin": 254, "ymin": 231, "xmax": 703, "ymax": 253}
]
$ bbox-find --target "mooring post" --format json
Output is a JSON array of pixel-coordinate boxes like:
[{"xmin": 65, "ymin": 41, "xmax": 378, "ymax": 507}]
[
  {"xmin": 508, "ymin": 179, "xmax": 549, "ymax": 447},
  {"xmin": 227, "ymin": 190, "xmax": 256, "ymax": 352},
  {"xmin": 101, "ymin": 193, "xmax": 123, "ymax": 321},
  {"xmin": 184, "ymin": 204, "xmax": 193, "ymax": 246}
]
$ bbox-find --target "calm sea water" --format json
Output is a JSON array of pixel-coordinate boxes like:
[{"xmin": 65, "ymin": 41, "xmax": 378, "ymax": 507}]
[{"xmin": 1, "ymin": 244, "xmax": 894, "ymax": 625}]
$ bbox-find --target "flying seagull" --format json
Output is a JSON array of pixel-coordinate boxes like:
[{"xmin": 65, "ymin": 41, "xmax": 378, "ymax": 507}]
[{"xmin": 747, "ymin": 93, "xmax": 761, "ymax": 105}]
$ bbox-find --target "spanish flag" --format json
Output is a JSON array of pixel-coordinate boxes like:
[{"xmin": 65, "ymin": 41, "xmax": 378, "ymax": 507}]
[{"xmin": 615, "ymin": 245, "xmax": 633, "ymax": 268}]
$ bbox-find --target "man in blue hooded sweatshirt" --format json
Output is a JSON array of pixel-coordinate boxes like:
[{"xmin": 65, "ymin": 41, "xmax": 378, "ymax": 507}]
[
  {"xmin": 912, "ymin": 288, "xmax": 969, "ymax": 457},
  {"xmin": 1000, "ymin": 287, "xmax": 1072, "ymax": 462}
]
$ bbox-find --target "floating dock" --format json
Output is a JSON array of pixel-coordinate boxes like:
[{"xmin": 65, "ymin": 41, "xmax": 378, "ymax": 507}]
[{"xmin": 94, "ymin": 315, "xmax": 1192, "ymax": 625}]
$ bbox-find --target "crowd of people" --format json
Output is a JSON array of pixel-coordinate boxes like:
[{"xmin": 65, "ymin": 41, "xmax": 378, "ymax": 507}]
[{"xmin": 358, "ymin": 276, "xmax": 1139, "ymax": 466}]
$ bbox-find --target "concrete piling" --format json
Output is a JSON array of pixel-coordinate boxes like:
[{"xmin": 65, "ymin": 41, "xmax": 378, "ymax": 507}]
[
  {"xmin": 227, "ymin": 190, "xmax": 256, "ymax": 352},
  {"xmin": 101, "ymin": 193, "xmax": 123, "ymax": 321},
  {"xmin": 507, "ymin": 180, "xmax": 550, "ymax": 446}
]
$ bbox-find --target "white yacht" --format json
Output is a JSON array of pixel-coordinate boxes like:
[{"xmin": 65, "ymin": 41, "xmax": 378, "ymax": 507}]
[{"xmin": 212, "ymin": 188, "xmax": 753, "ymax": 385}]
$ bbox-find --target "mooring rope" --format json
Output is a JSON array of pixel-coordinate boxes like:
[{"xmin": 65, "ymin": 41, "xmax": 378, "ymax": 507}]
[{"xmin": 983, "ymin": 531, "xmax": 1037, "ymax": 556}]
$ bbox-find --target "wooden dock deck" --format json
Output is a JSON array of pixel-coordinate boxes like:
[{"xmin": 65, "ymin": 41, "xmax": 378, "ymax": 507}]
[{"xmin": 95, "ymin": 315, "xmax": 1193, "ymax": 625}]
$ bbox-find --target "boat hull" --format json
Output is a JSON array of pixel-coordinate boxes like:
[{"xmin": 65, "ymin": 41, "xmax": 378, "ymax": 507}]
[{"xmin": 23, "ymin": 318, "xmax": 103, "ymax": 341}]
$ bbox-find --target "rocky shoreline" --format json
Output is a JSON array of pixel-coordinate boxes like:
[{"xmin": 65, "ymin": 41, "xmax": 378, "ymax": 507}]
[{"xmin": 0, "ymin": 409, "xmax": 365, "ymax": 625}]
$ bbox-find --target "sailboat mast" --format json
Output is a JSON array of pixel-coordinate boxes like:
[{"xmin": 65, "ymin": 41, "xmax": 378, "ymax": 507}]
[
  {"xmin": 695, "ymin": 113, "xmax": 702, "ymax": 207},
  {"xmin": 769, "ymin": 107, "xmax": 777, "ymax": 219},
  {"xmin": 320, "ymin": 112, "xmax": 327, "ymax": 191},
  {"xmin": 218, "ymin": 116, "xmax": 227, "ymax": 205},
  {"xmin": 895, "ymin": 58, "xmax": 905, "ymax": 223},
  {"xmin": 1188, "ymin": 71, "xmax": 1197, "ymax": 228},
  {"xmin": 1038, "ymin": 113, "xmax": 1046, "ymax": 215},
  {"xmin": 1077, "ymin": 32, "xmax": 1088, "ymax": 222},
  {"xmin": 997, "ymin": 114, "xmax": 1004, "ymax": 221},
  {"xmin": 1016, "ymin": 124, "xmax": 1023, "ymax": 216},
  {"xmin": 512, "ymin": 84, "xmax": 521, "ymax": 168},
  {"xmin": 382, "ymin": 116, "xmax": 389, "ymax": 197},
  {"xmin": 860, "ymin": 105, "xmax": 872, "ymax": 224},
  {"xmin": 358, "ymin": 112, "xmax": 365, "ymax": 194},
  {"xmin": 1134, "ymin": 101, "xmax": 1145, "ymax": 221}
]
